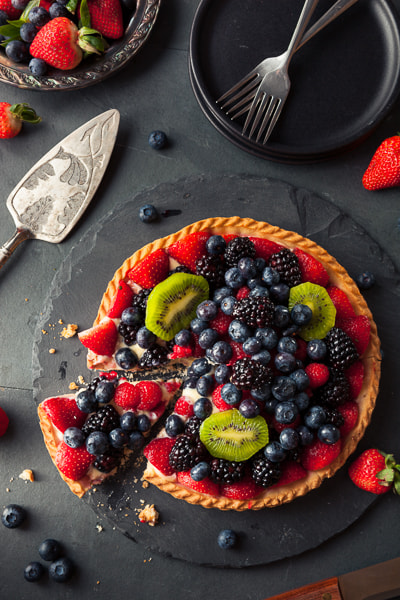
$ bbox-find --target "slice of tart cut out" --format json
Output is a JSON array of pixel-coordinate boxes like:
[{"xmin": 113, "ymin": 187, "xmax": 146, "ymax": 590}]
[{"xmin": 38, "ymin": 373, "xmax": 181, "ymax": 498}]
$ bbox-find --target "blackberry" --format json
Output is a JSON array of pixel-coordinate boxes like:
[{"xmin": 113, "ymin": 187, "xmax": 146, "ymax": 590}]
[
  {"xmin": 232, "ymin": 295, "xmax": 275, "ymax": 328},
  {"xmin": 169, "ymin": 434, "xmax": 208, "ymax": 471},
  {"xmin": 118, "ymin": 322, "xmax": 140, "ymax": 346},
  {"xmin": 209, "ymin": 458, "xmax": 246, "ymax": 484},
  {"xmin": 224, "ymin": 236, "xmax": 255, "ymax": 268},
  {"xmin": 138, "ymin": 344, "xmax": 168, "ymax": 369},
  {"xmin": 168, "ymin": 265, "xmax": 192, "ymax": 276},
  {"xmin": 131, "ymin": 288, "xmax": 152, "ymax": 312},
  {"xmin": 86, "ymin": 376, "xmax": 102, "ymax": 392},
  {"xmin": 323, "ymin": 406, "xmax": 345, "ymax": 428},
  {"xmin": 318, "ymin": 371, "xmax": 351, "ymax": 407},
  {"xmin": 93, "ymin": 448, "xmax": 123, "ymax": 473},
  {"xmin": 195, "ymin": 255, "xmax": 225, "ymax": 289},
  {"xmin": 268, "ymin": 248, "xmax": 302, "ymax": 287},
  {"xmin": 325, "ymin": 327, "xmax": 359, "ymax": 371},
  {"xmin": 184, "ymin": 416, "xmax": 202, "ymax": 437},
  {"xmin": 231, "ymin": 357, "xmax": 273, "ymax": 390},
  {"xmin": 250, "ymin": 454, "xmax": 281, "ymax": 488},
  {"xmin": 81, "ymin": 405, "xmax": 120, "ymax": 436}
]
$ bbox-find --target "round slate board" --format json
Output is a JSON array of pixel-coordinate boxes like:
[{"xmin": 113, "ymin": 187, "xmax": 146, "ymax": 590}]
[{"xmin": 32, "ymin": 175, "xmax": 400, "ymax": 568}]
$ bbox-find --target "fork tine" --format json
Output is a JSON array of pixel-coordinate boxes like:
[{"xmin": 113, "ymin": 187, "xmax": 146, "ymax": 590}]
[
  {"xmin": 216, "ymin": 71, "xmax": 259, "ymax": 104},
  {"xmin": 218, "ymin": 74, "xmax": 261, "ymax": 110},
  {"xmin": 255, "ymin": 97, "xmax": 280, "ymax": 143},
  {"xmin": 261, "ymin": 98, "xmax": 285, "ymax": 144},
  {"xmin": 225, "ymin": 88, "xmax": 257, "ymax": 118},
  {"xmin": 243, "ymin": 92, "xmax": 267, "ymax": 136},
  {"xmin": 229, "ymin": 95, "xmax": 257, "ymax": 120}
]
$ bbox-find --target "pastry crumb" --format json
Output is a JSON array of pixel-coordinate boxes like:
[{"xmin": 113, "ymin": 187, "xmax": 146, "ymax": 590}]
[
  {"xmin": 61, "ymin": 323, "xmax": 78, "ymax": 338},
  {"xmin": 69, "ymin": 382, "xmax": 79, "ymax": 390},
  {"xmin": 19, "ymin": 469, "xmax": 34, "ymax": 482},
  {"xmin": 41, "ymin": 329, "xmax": 48, "ymax": 335},
  {"xmin": 95, "ymin": 524, "xmax": 103, "ymax": 533},
  {"xmin": 77, "ymin": 375, "xmax": 86, "ymax": 385},
  {"xmin": 138, "ymin": 504, "xmax": 159, "ymax": 526},
  {"xmin": 142, "ymin": 480, "xmax": 149, "ymax": 489},
  {"xmin": 49, "ymin": 348, "xmax": 56, "ymax": 354}
]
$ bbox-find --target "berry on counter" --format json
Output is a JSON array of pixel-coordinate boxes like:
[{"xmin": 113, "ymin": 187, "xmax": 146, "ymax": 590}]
[
  {"xmin": 362, "ymin": 134, "xmax": 400, "ymax": 190},
  {"xmin": 49, "ymin": 556, "xmax": 74, "ymax": 583},
  {"xmin": 0, "ymin": 102, "xmax": 41, "ymax": 139},
  {"xmin": 38, "ymin": 538, "xmax": 63, "ymax": 562},
  {"xmin": 217, "ymin": 529, "xmax": 237, "ymax": 549},
  {"xmin": 139, "ymin": 204, "xmax": 159, "ymax": 223},
  {"xmin": 1, "ymin": 504, "xmax": 26, "ymax": 528},
  {"xmin": 355, "ymin": 270, "xmax": 376, "ymax": 290},
  {"xmin": 24, "ymin": 561, "xmax": 45, "ymax": 583},
  {"xmin": 0, "ymin": 405, "xmax": 9, "ymax": 436},
  {"xmin": 148, "ymin": 130, "xmax": 167, "ymax": 149},
  {"xmin": 348, "ymin": 449, "xmax": 400, "ymax": 495}
]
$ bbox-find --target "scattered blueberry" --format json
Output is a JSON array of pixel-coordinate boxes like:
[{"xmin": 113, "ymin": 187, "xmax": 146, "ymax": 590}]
[
  {"xmin": 2, "ymin": 504, "xmax": 26, "ymax": 529},
  {"xmin": 273, "ymin": 304, "xmax": 291, "ymax": 328},
  {"xmin": 213, "ymin": 286, "xmax": 232, "ymax": 304},
  {"xmin": 250, "ymin": 382, "xmax": 271, "ymax": 401},
  {"xmin": 277, "ymin": 336, "xmax": 297, "ymax": 355},
  {"xmin": 293, "ymin": 391, "xmax": 310, "ymax": 412},
  {"xmin": 250, "ymin": 350, "xmax": 271, "ymax": 366},
  {"xmin": 237, "ymin": 257, "xmax": 257, "ymax": 279},
  {"xmin": 64, "ymin": 427, "xmax": 85, "ymax": 449},
  {"xmin": 139, "ymin": 204, "xmax": 159, "ymax": 223},
  {"xmin": 248, "ymin": 284, "xmax": 269, "ymax": 297},
  {"xmin": 296, "ymin": 424, "xmax": 314, "ymax": 446},
  {"xmin": 255, "ymin": 327, "xmax": 278, "ymax": 350},
  {"xmin": 217, "ymin": 529, "xmax": 237, "ymax": 549},
  {"xmin": 49, "ymin": 1, "xmax": 70, "ymax": 17},
  {"xmin": 148, "ymin": 130, "xmax": 167, "ymax": 149},
  {"xmin": 275, "ymin": 351, "xmax": 297, "ymax": 373},
  {"xmin": 38, "ymin": 538, "xmax": 62, "ymax": 562},
  {"xmin": 0, "ymin": 10, "xmax": 8, "ymax": 25},
  {"xmin": 188, "ymin": 357, "xmax": 211, "ymax": 377},
  {"xmin": 269, "ymin": 282, "xmax": 290, "ymax": 304},
  {"xmin": 356, "ymin": 270, "xmax": 376, "ymax": 290},
  {"xmin": 271, "ymin": 376, "xmax": 297, "ymax": 401},
  {"xmin": 165, "ymin": 414, "xmax": 185, "ymax": 437},
  {"xmin": 190, "ymin": 317, "xmax": 208, "ymax": 334},
  {"xmin": 24, "ymin": 561, "xmax": 45, "ymax": 583},
  {"xmin": 289, "ymin": 369, "xmax": 309, "ymax": 392},
  {"xmin": 262, "ymin": 266, "xmax": 280, "ymax": 285},
  {"xmin": 242, "ymin": 337, "xmax": 262, "ymax": 355},
  {"xmin": 11, "ymin": 0, "xmax": 29, "ymax": 10},
  {"xmin": 115, "ymin": 347, "xmax": 138, "ymax": 370},
  {"xmin": 49, "ymin": 557, "xmax": 74, "ymax": 583}
]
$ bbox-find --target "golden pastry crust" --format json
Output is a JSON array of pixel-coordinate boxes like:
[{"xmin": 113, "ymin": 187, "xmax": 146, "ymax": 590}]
[{"xmin": 88, "ymin": 217, "xmax": 381, "ymax": 509}]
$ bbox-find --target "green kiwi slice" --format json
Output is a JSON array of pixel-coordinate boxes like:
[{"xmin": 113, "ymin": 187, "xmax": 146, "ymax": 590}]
[
  {"xmin": 288, "ymin": 282, "xmax": 336, "ymax": 341},
  {"xmin": 145, "ymin": 273, "xmax": 209, "ymax": 341},
  {"xmin": 199, "ymin": 409, "xmax": 269, "ymax": 461}
]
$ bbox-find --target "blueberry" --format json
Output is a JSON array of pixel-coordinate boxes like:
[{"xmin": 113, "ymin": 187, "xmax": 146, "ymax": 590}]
[
  {"xmin": 174, "ymin": 329, "xmax": 191, "ymax": 346},
  {"xmin": 273, "ymin": 305, "xmax": 291, "ymax": 328},
  {"xmin": 136, "ymin": 326, "xmax": 156, "ymax": 349},
  {"xmin": 211, "ymin": 340, "xmax": 232, "ymax": 364},
  {"xmin": 277, "ymin": 336, "xmax": 297, "ymax": 354},
  {"xmin": 198, "ymin": 328, "xmax": 219, "ymax": 350},
  {"xmin": 275, "ymin": 352, "xmax": 297, "ymax": 373},
  {"xmin": 217, "ymin": 529, "xmax": 237, "ymax": 549},
  {"xmin": 38, "ymin": 538, "xmax": 62, "ymax": 561},
  {"xmin": 139, "ymin": 203, "xmax": 159, "ymax": 223},
  {"xmin": 28, "ymin": 6, "xmax": 51, "ymax": 26},
  {"xmin": 63, "ymin": 427, "xmax": 85, "ymax": 448},
  {"xmin": 289, "ymin": 369, "xmax": 309, "ymax": 392},
  {"xmin": 0, "ymin": 10, "xmax": 8, "ymax": 25},
  {"xmin": 115, "ymin": 347, "xmax": 138, "ymax": 370},
  {"xmin": 120, "ymin": 411, "xmax": 137, "ymax": 432},
  {"xmin": 251, "ymin": 350, "xmax": 271, "ymax": 366},
  {"xmin": 128, "ymin": 430, "xmax": 145, "ymax": 450},
  {"xmin": 86, "ymin": 431, "xmax": 109, "ymax": 455},
  {"xmin": 109, "ymin": 427, "xmax": 129, "ymax": 448},
  {"xmin": 264, "ymin": 441, "xmax": 286, "ymax": 462},
  {"xmin": 255, "ymin": 327, "xmax": 278, "ymax": 350},
  {"xmin": 206, "ymin": 235, "xmax": 226, "ymax": 256},
  {"xmin": 248, "ymin": 284, "xmax": 269, "ymax": 297},
  {"xmin": 121, "ymin": 306, "xmax": 143, "ymax": 326},
  {"xmin": 24, "ymin": 561, "xmax": 45, "ymax": 582},
  {"xmin": 137, "ymin": 414, "xmax": 151, "ymax": 433},
  {"xmin": 356, "ymin": 270, "xmax": 376, "ymax": 290},
  {"xmin": 225, "ymin": 267, "xmax": 245, "ymax": 289},
  {"xmin": 262, "ymin": 266, "xmax": 280, "ymax": 286},
  {"xmin": 191, "ymin": 461, "xmax": 210, "ymax": 481},
  {"xmin": 49, "ymin": 1, "xmax": 70, "ymax": 17},
  {"xmin": 269, "ymin": 282, "xmax": 290, "ymax": 304},
  {"xmin": 213, "ymin": 286, "xmax": 232, "ymax": 304},
  {"xmin": 247, "ymin": 277, "xmax": 263, "ymax": 289},
  {"xmin": 254, "ymin": 257, "xmax": 266, "ymax": 273},
  {"xmin": 242, "ymin": 337, "xmax": 262, "ymax": 355},
  {"xmin": 165, "ymin": 414, "xmax": 185, "ymax": 437},
  {"xmin": 221, "ymin": 382, "xmax": 242, "ymax": 405},
  {"xmin": 189, "ymin": 357, "xmax": 211, "ymax": 377},
  {"xmin": 214, "ymin": 364, "xmax": 231, "ymax": 384},
  {"xmin": 279, "ymin": 428, "xmax": 299, "ymax": 450},
  {"xmin": 196, "ymin": 374, "xmax": 214, "ymax": 396},
  {"xmin": 49, "ymin": 557, "xmax": 74, "ymax": 583},
  {"xmin": 250, "ymin": 382, "xmax": 271, "ymax": 401},
  {"xmin": 183, "ymin": 376, "xmax": 198, "ymax": 389},
  {"xmin": 193, "ymin": 397, "xmax": 212, "ymax": 420},
  {"xmin": 274, "ymin": 401, "xmax": 299, "ymax": 425},
  {"xmin": 75, "ymin": 388, "xmax": 97, "ymax": 413},
  {"xmin": 293, "ymin": 391, "xmax": 310, "ymax": 412},
  {"xmin": 228, "ymin": 319, "xmax": 251, "ymax": 343},
  {"xmin": 20, "ymin": 22, "xmax": 37, "ymax": 43},
  {"xmin": 220, "ymin": 295, "xmax": 236, "ymax": 315},
  {"xmin": 296, "ymin": 424, "xmax": 314, "ymax": 446},
  {"xmin": 307, "ymin": 339, "xmax": 327, "ymax": 361},
  {"xmin": 271, "ymin": 376, "xmax": 297, "ymax": 401},
  {"xmin": 318, "ymin": 424, "xmax": 340, "ymax": 445},
  {"xmin": 95, "ymin": 379, "xmax": 115, "ymax": 404},
  {"xmin": 196, "ymin": 300, "xmax": 218, "ymax": 321},
  {"xmin": 290, "ymin": 303, "xmax": 313, "ymax": 326},
  {"xmin": 239, "ymin": 398, "xmax": 260, "ymax": 419},
  {"xmin": 190, "ymin": 317, "xmax": 208, "ymax": 334},
  {"xmin": 304, "ymin": 405, "xmax": 327, "ymax": 430},
  {"xmin": 5, "ymin": 40, "xmax": 29, "ymax": 62},
  {"xmin": 237, "ymin": 256, "xmax": 257, "ymax": 279},
  {"xmin": 148, "ymin": 130, "xmax": 167, "ymax": 149},
  {"xmin": 11, "ymin": 0, "xmax": 29, "ymax": 9},
  {"xmin": 2, "ymin": 504, "xmax": 26, "ymax": 528}
]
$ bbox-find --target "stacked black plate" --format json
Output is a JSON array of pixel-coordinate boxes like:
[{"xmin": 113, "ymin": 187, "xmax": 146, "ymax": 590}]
[{"xmin": 189, "ymin": 0, "xmax": 400, "ymax": 163}]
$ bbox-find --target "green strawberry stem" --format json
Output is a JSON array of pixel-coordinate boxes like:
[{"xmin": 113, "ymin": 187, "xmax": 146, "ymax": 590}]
[
  {"xmin": 79, "ymin": 26, "xmax": 108, "ymax": 55},
  {"xmin": 10, "ymin": 103, "xmax": 41, "ymax": 125},
  {"xmin": 79, "ymin": 0, "xmax": 91, "ymax": 28},
  {"xmin": 66, "ymin": 0, "xmax": 79, "ymax": 15},
  {"xmin": 376, "ymin": 452, "xmax": 400, "ymax": 495}
]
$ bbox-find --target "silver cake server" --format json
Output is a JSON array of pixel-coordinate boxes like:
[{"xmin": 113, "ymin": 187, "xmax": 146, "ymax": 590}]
[{"xmin": 0, "ymin": 108, "xmax": 120, "ymax": 270}]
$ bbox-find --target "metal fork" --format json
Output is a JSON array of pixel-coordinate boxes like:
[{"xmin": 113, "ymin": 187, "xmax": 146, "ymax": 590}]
[{"xmin": 217, "ymin": 0, "xmax": 358, "ymax": 144}]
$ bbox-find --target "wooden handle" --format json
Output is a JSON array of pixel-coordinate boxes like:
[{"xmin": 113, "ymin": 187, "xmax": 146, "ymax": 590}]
[{"xmin": 263, "ymin": 576, "xmax": 342, "ymax": 600}]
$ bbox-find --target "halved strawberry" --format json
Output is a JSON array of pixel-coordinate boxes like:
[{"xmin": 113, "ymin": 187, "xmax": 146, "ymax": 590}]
[
  {"xmin": 249, "ymin": 236, "xmax": 283, "ymax": 261},
  {"xmin": 106, "ymin": 280, "xmax": 134, "ymax": 318},
  {"xmin": 272, "ymin": 461, "xmax": 307, "ymax": 487},
  {"xmin": 221, "ymin": 475, "xmax": 262, "ymax": 499},
  {"xmin": 177, "ymin": 470, "xmax": 220, "ymax": 496},
  {"xmin": 167, "ymin": 231, "xmax": 210, "ymax": 272},
  {"xmin": 327, "ymin": 286, "xmax": 356, "ymax": 321},
  {"xmin": 55, "ymin": 441, "xmax": 93, "ymax": 481},
  {"xmin": 78, "ymin": 318, "xmax": 118, "ymax": 356},
  {"xmin": 345, "ymin": 360, "xmax": 364, "ymax": 398},
  {"xmin": 293, "ymin": 248, "xmax": 330, "ymax": 287},
  {"xmin": 301, "ymin": 438, "xmax": 342, "ymax": 471},
  {"xmin": 143, "ymin": 437, "xmax": 176, "ymax": 476},
  {"xmin": 337, "ymin": 315, "xmax": 370, "ymax": 355},
  {"xmin": 42, "ymin": 397, "xmax": 87, "ymax": 433},
  {"xmin": 113, "ymin": 381, "xmax": 141, "ymax": 410},
  {"xmin": 137, "ymin": 381, "xmax": 163, "ymax": 410},
  {"xmin": 174, "ymin": 396, "xmax": 194, "ymax": 418},
  {"xmin": 127, "ymin": 248, "xmax": 169, "ymax": 289},
  {"xmin": 337, "ymin": 401, "xmax": 359, "ymax": 437}
]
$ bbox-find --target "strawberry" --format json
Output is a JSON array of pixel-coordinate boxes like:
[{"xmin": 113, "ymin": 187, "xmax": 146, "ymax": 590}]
[
  {"xmin": 362, "ymin": 134, "xmax": 400, "ymax": 190},
  {"xmin": 126, "ymin": 248, "xmax": 169, "ymax": 289},
  {"xmin": 221, "ymin": 475, "xmax": 262, "ymax": 500},
  {"xmin": 163, "ymin": 380, "xmax": 181, "ymax": 394},
  {"xmin": 174, "ymin": 396, "xmax": 194, "ymax": 418},
  {"xmin": 169, "ymin": 344, "xmax": 193, "ymax": 360},
  {"xmin": 337, "ymin": 401, "xmax": 359, "ymax": 437},
  {"xmin": 78, "ymin": 318, "xmax": 118, "ymax": 356},
  {"xmin": 167, "ymin": 231, "xmax": 210, "ymax": 272},
  {"xmin": 301, "ymin": 438, "xmax": 341, "ymax": 471},
  {"xmin": 349, "ymin": 449, "xmax": 400, "ymax": 495},
  {"xmin": 30, "ymin": 17, "xmax": 105, "ymax": 71},
  {"xmin": 212, "ymin": 384, "xmax": 238, "ymax": 411},
  {"xmin": 0, "ymin": 103, "xmax": 41, "ymax": 139},
  {"xmin": 106, "ymin": 280, "xmax": 134, "ymax": 318},
  {"xmin": 191, "ymin": 334, "xmax": 205, "ymax": 358},
  {"xmin": 149, "ymin": 402, "xmax": 167, "ymax": 420},
  {"xmin": 0, "ymin": 406, "xmax": 9, "ymax": 436},
  {"xmin": 305, "ymin": 363, "xmax": 330, "ymax": 388},
  {"xmin": 337, "ymin": 315, "xmax": 370, "ymax": 355},
  {"xmin": 177, "ymin": 470, "xmax": 220, "ymax": 496},
  {"xmin": 272, "ymin": 461, "xmax": 307, "ymax": 487},
  {"xmin": 293, "ymin": 247, "xmax": 330, "ymax": 287},
  {"xmin": 143, "ymin": 437, "xmax": 176, "ymax": 476},
  {"xmin": 271, "ymin": 414, "xmax": 301, "ymax": 434},
  {"xmin": 249, "ymin": 236, "xmax": 283, "ymax": 261},
  {"xmin": 345, "ymin": 360, "xmax": 364, "ymax": 398},
  {"xmin": 327, "ymin": 286, "xmax": 356, "ymax": 320},
  {"xmin": 42, "ymin": 397, "xmax": 87, "ymax": 433},
  {"xmin": 0, "ymin": 0, "xmax": 21, "ymax": 20},
  {"xmin": 209, "ymin": 310, "xmax": 232, "ymax": 335},
  {"xmin": 86, "ymin": 0, "xmax": 123, "ymax": 39},
  {"xmin": 136, "ymin": 381, "xmax": 162, "ymax": 410},
  {"xmin": 55, "ymin": 441, "xmax": 93, "ymax": 480},
  {"xmin": 113, "ymin": 381, "xmax": 141, "ymax": 410}
]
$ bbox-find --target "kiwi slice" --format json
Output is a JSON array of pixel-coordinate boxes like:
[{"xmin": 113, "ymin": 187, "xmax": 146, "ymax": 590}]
[
  {"xmin": 145, "ymin": 272, "xmax": 209, "ymax": 341},
  {"xmin": 288, "ymin": 282, "xmax": 336, "ymax": 341},
  {"xmin": 199, "ymin": 409, "xmax": 269, "ymax": 461}
]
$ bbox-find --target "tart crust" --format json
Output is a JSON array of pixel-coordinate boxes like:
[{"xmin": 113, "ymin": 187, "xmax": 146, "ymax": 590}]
[{"xmin": 88, "ymin": 217, "xmax": 381, "ymax": 510}]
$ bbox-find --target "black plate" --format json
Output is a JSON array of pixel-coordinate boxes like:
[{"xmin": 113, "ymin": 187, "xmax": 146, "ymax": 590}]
[{"xmin": 189, "ymin": 0, "xmax": 400, "ymax": 162}]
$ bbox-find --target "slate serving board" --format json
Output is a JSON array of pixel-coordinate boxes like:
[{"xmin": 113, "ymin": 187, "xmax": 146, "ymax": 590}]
[{"xmin": 32, "ymin": 174, "xmax": 400, "ymax": 568}]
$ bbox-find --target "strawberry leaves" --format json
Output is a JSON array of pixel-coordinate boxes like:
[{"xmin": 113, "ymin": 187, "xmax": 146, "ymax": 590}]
[{"xmin": 376, "ymin": 453, "xmax": 400, "ymax": 495}]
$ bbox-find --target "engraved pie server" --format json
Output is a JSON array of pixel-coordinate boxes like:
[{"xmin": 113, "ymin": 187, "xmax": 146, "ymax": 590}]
[{"xmin": 0, "ymin": 109, "xmax": 120, "ymax": 271}]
